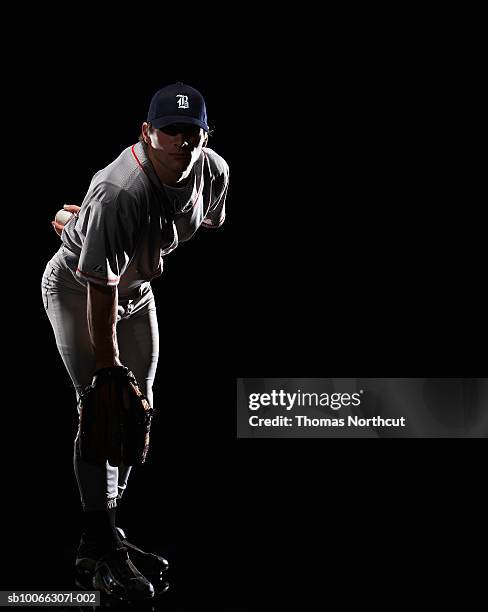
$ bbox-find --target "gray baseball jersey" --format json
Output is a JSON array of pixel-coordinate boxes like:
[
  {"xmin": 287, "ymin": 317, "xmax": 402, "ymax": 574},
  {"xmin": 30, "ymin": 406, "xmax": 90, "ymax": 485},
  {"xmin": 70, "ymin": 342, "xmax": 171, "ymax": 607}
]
[{"xmin": 61, "ymin": 141, "xmax": 228, "ymax": 297}]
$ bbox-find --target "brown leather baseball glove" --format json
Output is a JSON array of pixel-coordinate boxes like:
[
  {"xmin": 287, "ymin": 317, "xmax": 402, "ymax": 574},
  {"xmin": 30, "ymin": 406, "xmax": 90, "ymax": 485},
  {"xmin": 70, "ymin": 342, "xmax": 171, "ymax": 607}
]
[{"xmin": 77, "ymin": 366, "xmax": 154, "ymax": 467}]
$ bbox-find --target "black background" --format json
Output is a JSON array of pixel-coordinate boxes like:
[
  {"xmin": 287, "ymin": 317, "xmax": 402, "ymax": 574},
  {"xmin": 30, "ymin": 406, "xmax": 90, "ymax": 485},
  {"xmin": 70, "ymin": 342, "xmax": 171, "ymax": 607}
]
[{"xmin": 2, "ymin": 16, "xmax": 485, "ymax": 611}]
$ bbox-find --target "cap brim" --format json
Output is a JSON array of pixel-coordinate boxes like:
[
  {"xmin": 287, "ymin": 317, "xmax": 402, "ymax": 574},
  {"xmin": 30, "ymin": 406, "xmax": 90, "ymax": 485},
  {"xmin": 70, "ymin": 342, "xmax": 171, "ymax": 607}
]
[{"xmin": 150, "ymin": 115, "xmax": 209, "ymax": 132}]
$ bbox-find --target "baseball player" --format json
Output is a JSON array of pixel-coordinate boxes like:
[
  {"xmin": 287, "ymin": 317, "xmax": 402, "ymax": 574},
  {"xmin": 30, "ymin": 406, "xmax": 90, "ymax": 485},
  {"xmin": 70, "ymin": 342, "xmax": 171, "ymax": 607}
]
[{"xmin": 41, "ymin": 82, "xmax": 229, "ymax": 600}]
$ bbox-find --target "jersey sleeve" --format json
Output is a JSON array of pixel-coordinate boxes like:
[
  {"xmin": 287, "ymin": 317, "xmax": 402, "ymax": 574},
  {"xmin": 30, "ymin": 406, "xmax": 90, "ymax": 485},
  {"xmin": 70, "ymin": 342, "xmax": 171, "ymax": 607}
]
[
  {"xmin": 202, "ymin": 158, "xmax": 229, "ymax": 229},
  {"xmin": 75, "ymin": 190, "xmax": 138, "ymax": 287}
]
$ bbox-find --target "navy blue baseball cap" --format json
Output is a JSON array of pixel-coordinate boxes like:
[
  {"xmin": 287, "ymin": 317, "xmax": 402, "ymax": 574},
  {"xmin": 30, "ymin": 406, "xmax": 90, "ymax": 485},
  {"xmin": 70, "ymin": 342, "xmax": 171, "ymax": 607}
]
[{"xmin": 147, "ymin": 82, "xmax": 209, "ymax": 132}]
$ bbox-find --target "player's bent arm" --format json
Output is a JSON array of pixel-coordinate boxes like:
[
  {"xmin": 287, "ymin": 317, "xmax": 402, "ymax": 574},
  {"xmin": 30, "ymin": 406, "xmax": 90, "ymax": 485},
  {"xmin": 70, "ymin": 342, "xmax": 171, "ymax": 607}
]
[{"xmin": 87, "ymin": 281, "xmax": 122, "ymax": 370}]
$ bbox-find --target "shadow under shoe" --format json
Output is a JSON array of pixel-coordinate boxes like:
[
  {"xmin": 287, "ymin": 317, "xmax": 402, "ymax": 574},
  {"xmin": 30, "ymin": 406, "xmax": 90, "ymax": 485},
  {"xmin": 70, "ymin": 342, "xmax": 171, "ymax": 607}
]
[
  {"xmin": 116, "ymin": 527, "xmax": 169, "ymax": 589},
  {"xmin": 93, "ymin": 546, "xmax": 154, "ymax": 601}
]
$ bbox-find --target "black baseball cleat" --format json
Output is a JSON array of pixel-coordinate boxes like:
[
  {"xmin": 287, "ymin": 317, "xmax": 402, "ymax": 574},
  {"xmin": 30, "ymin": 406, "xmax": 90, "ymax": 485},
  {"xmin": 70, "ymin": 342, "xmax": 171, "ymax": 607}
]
[
  {"xmin": 75, "ymin": 529, "xmax": 169, "ymax": 596},
  {"xmin": 115, "ymin": 527, "xmax": 169, "ymax": 585},
  {"xmin": 92, "ymin": 545, "xmax": 154, "ymax": 601}
]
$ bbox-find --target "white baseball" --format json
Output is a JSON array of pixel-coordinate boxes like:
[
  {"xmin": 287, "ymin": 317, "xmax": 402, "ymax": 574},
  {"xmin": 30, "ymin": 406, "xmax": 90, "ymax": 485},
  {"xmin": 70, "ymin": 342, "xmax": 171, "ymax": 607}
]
[{"xmin": 55, "ymin": 209, "xmax": 74, "ymax": 226}]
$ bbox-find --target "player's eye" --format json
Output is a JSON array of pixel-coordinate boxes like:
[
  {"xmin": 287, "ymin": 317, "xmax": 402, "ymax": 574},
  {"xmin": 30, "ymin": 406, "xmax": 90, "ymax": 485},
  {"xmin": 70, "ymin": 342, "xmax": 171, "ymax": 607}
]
[
  {"xmin": 158, "ymin": 124, "xmax": 200, "ymax": 138},
  {"xmin": 158, "ymin": 125, "xmax": 179, "ymax": 136}
]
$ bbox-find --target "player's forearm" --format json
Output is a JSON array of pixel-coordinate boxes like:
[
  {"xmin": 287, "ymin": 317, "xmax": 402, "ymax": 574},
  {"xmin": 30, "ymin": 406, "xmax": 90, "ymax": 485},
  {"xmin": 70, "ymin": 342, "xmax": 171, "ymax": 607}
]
[{"xmin": 87, "ymin": 282, "xmax": 122, "ymax": 370}]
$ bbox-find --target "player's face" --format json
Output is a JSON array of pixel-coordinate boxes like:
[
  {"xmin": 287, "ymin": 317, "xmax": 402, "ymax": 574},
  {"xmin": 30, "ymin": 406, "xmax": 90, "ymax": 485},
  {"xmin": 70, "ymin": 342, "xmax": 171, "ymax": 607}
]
[{"xmin": 146, "ymin": 123, "xmax": 207, "ymax": 180}]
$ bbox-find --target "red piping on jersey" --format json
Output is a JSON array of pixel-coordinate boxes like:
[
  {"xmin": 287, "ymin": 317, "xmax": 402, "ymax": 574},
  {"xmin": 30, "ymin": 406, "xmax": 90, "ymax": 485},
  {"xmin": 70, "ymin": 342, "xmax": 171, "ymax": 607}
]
[
  {"xmin": 76, "ymin": 267, "xmax": 119, "ymax": 283},
  {"xmin": 131, "ymin": 144, "xmax": 146, "ymax": 174},
  {"xmin": 201, "ymin": 222, "xmax": 223, "ymax": 229}
]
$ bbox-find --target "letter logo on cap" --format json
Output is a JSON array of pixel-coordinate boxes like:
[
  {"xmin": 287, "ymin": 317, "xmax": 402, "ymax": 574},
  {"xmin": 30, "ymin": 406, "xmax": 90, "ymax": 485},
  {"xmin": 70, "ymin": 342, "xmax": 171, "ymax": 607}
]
[{"xmin": 177, "ymin": 95, "xmax": 189, "ymax": 109}]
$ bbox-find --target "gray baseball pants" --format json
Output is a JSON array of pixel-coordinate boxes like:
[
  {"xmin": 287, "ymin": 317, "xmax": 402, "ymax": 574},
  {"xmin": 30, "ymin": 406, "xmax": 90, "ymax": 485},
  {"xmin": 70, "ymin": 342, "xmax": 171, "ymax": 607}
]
[{"xmin": 41, "ymin": 247, "xmax": 159, "ymax": 511}]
